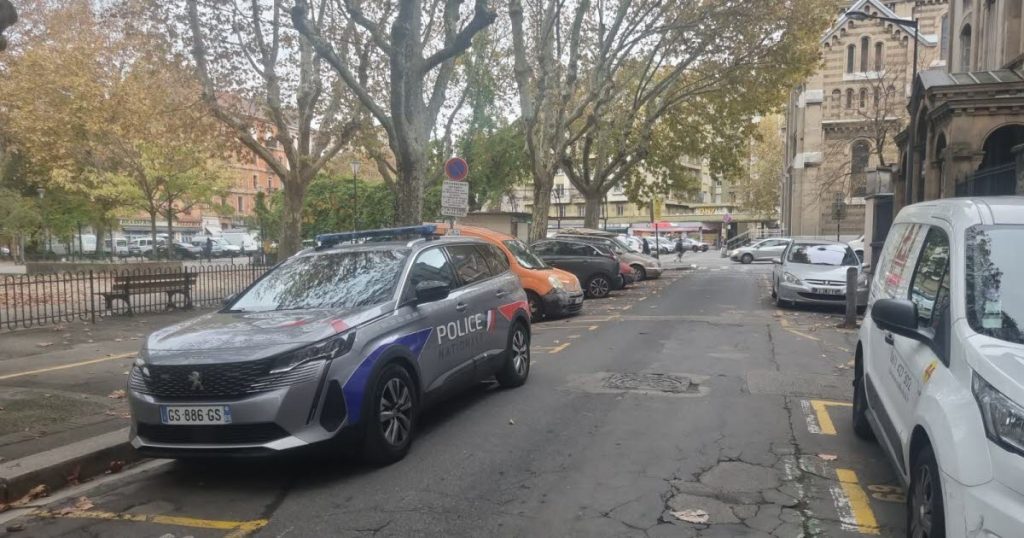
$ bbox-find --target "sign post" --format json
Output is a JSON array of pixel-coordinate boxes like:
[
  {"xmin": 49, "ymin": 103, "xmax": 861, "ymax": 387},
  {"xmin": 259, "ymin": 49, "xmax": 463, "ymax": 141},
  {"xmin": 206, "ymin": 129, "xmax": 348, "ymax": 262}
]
[{"xmin": 441, "ymin": 158, "xmax": 469, "ymax": 232}]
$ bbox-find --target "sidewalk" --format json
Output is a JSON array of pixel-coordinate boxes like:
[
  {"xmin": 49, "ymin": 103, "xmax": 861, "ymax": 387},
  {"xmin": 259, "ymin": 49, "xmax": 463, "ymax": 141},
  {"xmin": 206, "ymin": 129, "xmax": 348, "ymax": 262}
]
[{"xmin": 0, "ymin": 309, "xmax": 209, "ymax": 501}]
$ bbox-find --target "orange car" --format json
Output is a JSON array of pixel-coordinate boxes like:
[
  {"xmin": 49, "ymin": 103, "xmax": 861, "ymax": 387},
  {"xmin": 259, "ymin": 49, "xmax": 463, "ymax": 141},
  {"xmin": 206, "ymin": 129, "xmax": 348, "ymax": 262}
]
[{"xmin": 434, "ymin": 224, "xmax": 584, "ymax": 320}]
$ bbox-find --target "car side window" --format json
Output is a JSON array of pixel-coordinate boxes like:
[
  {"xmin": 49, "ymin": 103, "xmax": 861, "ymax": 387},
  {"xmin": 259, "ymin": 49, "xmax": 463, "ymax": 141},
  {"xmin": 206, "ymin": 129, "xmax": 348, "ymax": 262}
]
[
  {"xmin": 909, "ymin": 227, "xmax": 951, "ymax": 327},
  {"xmin": 478, "ymin": 245, "xmax": 509, "ymax": 275},
  {"xmin": 874, "ymin": 223, "xmax": 927, "ymax": 300},
  {"xmin": 531, "ymin": 241, "xmax": 554, "ymax": 255},
  {"xmin": 565, "ymin": 242, "xmax": 594, "ymax": 256},
  {"xmin": 407, "ymin": 248, "xmax": 456, "ymax": 291},
  {"xmin": 447, "ymin": 244, "xmax": 493, "ymax": 285}
]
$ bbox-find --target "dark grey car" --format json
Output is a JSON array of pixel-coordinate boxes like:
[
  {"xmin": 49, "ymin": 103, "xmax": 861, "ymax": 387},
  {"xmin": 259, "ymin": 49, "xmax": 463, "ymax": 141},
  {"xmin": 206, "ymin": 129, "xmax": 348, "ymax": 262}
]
[
  {"xmin": 530, "ymin": 239, "xmax": 623, "ymax": 298},
  {"xmin": 128, "ymin": 226, "xmax": 531, "ymax": 464}
]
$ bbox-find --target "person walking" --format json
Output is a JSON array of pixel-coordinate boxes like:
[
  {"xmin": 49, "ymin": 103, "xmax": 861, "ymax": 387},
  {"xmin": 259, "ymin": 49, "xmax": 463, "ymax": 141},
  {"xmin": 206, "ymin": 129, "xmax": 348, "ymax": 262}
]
[
  {"xmin": 204, "ymin": 236, "xmax": 213, "ymax": 262},
  {"xmin": 641, "ymin": 237, "xmax": 651, "ymax": 256},
  {"xmin": 674, "ymin": 236, "xmax": 684, "ymax": 262}
]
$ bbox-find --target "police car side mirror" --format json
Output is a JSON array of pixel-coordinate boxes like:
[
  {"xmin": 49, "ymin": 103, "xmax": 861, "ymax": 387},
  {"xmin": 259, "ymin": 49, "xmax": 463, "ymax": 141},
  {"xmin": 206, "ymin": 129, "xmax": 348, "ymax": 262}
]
[
  {"xmin": 415, "ymin": 280, "xmax": 450, "ymax": 305},
  {"xmin": 872, "ymin": 298, "xmax": 929, "ymax": 344}
]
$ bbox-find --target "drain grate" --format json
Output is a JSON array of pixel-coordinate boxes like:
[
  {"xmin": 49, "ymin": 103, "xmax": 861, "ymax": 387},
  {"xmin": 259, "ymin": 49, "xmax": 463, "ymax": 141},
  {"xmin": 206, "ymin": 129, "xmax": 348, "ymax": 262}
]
[{"xmin": 602, "ymin": 373, "xmax": 699, "ymax": 394}]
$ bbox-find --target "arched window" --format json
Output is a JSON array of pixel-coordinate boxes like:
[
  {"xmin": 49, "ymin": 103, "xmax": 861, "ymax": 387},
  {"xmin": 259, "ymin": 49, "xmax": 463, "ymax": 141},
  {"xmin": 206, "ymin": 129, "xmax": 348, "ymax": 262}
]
[
  {"xmin": 859, "ymin": 88, "xmax": 868, "ymax": 108},
  {"xmin": 847, "ymin": 45, "xmax": 856, "ymax": 73},
  {"xmin": 846, "ymin": 89, "xmax": 854, "ymax": 108},
  {"xmin": 851, "ymin": 140, "xmax": 872, "ymax": 196},
  {"xmin": 940, "ymin": 14, "xmax": 950, "ymax": 60},
  {"xmin": 874, "ymin": 42, "xmax": 884, "ymax": 70},
  {"xmin": 960, "ymin": 25, "xmax": 972, "ymax": 71},
  {"xmin": 860, "ymin": 36, "xmax": 870, "ymax": 71},
  {"xmin": 831, "ymin": 89, "xmax": 842, "ymax": 109}
]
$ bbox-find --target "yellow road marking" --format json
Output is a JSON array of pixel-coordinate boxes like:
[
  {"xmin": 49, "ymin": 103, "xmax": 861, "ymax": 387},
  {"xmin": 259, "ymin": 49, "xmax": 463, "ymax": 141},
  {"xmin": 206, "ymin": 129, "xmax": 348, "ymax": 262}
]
[
  {"xmin": 808, "ymin": 399, "xmax": 852, "ymax": 435},
  {"xmin": 548, "ymin": 342, "xmax": 570, "ymax": 354},
  {"xmin": 835, "ymin": 469, "xmax": 880, "ymax": 534},
  {"xmin": 0, "ymin": 352, "xmax": 136, "ymax": 381},
  {"xmin": 35, "ymin": 510, "xmax": 268, "ymax": 537},
  {"xmin": 778, "ymin": 318, "xmax": 821, "ymax": 342}
]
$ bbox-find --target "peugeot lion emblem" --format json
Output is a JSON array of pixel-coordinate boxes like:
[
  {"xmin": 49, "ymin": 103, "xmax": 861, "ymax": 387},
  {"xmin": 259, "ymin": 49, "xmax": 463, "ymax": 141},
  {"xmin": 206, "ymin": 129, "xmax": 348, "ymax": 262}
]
[{"xmin": 187, "ymin": 371, "xmax": 204, "ymax": 391}]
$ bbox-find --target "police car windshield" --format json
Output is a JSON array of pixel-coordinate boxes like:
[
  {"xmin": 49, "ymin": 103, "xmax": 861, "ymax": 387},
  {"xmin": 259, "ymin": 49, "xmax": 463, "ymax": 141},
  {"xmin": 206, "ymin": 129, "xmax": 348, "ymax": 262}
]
[
  {"xmin": 228, "ymin": 249, "xmax": 409, "ymax": 312},
  {"xmin": 787, "ymin": 243, "xmax": 858, "ymax": 266},
  {"xmin": 503, "ymin": 239, "xmax": 549, "ymax": 269},
  {"xmin": 966, "ymin": 226, "xmax": 1024, "ymax": 345}
]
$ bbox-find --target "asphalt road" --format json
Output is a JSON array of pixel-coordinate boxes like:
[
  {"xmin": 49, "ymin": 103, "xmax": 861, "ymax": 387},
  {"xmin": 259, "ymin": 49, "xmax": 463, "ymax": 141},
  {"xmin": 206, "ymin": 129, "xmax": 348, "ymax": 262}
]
[{"xmin": 4, "ymin": 252, "xmax": 906, "ymax": 537}]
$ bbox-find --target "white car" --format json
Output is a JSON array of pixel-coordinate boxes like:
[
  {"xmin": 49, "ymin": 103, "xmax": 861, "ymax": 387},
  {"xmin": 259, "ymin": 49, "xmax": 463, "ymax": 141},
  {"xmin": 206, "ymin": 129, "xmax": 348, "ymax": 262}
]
[
  {"xmin": 730, "ymin": 238, "xmax": 791, "ymax": 264},
  {"xmin": 853, "ymin": 197, "xmax": 1024, "ymax": 538},
  {"xmin": 771, "ymin": 240, "xmax": 868, "ymax": 308}
]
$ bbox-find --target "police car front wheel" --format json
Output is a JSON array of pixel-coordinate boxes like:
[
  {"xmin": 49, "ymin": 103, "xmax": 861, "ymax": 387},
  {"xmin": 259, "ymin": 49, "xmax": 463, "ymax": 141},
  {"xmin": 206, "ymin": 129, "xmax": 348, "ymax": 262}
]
[
  {"xmin": 496, "ymin": 322, "xmax": 530, "ymax": 388},
  {"xmin": 362, "ymin": 363, "xmax": 417, "ymax": 465}
]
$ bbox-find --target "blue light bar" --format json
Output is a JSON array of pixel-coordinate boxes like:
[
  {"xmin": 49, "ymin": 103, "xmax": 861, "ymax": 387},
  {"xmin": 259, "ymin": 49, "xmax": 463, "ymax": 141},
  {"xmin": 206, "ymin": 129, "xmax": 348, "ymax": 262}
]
[{"xmin": 316, "ymin": 225, "xmax": 437, "ymax": 249}]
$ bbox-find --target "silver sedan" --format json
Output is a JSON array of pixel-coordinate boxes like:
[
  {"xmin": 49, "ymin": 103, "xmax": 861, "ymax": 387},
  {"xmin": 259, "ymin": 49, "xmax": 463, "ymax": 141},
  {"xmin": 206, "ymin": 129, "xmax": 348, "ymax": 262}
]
[{"xmin": 771, "ymin": 240, "xmax": 869, "ymax": 308}]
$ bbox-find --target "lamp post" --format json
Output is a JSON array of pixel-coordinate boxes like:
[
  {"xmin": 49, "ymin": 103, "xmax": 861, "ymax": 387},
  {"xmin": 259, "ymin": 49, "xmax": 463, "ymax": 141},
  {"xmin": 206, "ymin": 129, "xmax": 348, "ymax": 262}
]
[
  {"xmin": 36, "ymin": 187, "xmax": 47, "ymax": 256},
  {"xmin": 553, "ymin": 185, "xmax": 563, "ymax": 230},
  {"xmin": 350, "ymin": 159, "xmax": 361, "ymax": 232},
  {"xmin": 846, "ymin": 9, "xmax": 919, "ymax": 207}
]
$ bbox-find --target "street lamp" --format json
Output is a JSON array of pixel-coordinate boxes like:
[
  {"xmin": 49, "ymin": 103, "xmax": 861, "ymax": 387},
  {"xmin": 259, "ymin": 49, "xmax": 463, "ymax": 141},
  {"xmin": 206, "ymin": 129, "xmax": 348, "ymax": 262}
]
[
  {"xmin": 36, "ymin": 187, "xmax": 47, "ymax": 256},
  {"xmin": 846, "ymin": 9, "xmax": 919, "ymax": 206},
  {"xmin": 350, "ymin": 159, "xmax": 361, "ymax": 232},
  {"xmin": 553, "ymin": 185, "xmax": 563, "ymax": 229}
]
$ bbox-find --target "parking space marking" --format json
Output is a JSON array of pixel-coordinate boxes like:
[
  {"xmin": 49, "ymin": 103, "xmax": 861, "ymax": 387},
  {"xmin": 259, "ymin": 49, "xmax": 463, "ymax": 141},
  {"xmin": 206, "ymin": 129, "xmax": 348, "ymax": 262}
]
[
  {"xmin": 777, "ymin": 317, "xmax": 821, "ymax": 342},
  {"xmin": 0, "ymin": 352, "xmax": 137, "ymax": 381},
  {"xmin": 532, "ymin": 324, "xmax": 600, "ymax": 331},
  {"xmin": 548, "ymin": 342, "xmax": 570, "ymax": 354},
  {"xmin": 802, "ymin": 399, "xmax": 852, "ymax": 435},
  {"xmin": 831, "ymin": 469, "xmax": 880, "ymax": 535},
  {"xmin": 34, "ymin": 510, "xmax": 268, "ymax": 537}
]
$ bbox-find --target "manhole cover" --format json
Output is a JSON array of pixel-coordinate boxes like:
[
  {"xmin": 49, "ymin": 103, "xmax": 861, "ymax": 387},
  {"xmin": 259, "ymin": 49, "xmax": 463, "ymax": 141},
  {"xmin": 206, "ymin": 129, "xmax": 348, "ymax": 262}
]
[{"xmin": 603, "ymin": 373, "xmax": 699, "ymax": 394}]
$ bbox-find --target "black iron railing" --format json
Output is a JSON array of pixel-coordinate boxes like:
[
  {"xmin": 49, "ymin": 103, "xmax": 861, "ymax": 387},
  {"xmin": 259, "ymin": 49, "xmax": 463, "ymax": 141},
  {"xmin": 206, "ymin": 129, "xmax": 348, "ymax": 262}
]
[
  {"xmin": 0, "ymin": 263, "xmax": 271, "ymax": 331},
  {"xmin": 956, "ymin": 164, "xmax": 1018, "ymax": 197}
]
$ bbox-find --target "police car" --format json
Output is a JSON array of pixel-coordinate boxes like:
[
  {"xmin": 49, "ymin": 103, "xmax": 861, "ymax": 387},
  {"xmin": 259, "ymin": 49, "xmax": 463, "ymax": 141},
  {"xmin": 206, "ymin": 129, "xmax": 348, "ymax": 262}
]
[
  {"xmin": 128, "ymin": 226, "xmax": 531, "ymax": 463},
  {"xmin": 853, "ymin": 198, "xmax": 1024, "ymax": 537}
]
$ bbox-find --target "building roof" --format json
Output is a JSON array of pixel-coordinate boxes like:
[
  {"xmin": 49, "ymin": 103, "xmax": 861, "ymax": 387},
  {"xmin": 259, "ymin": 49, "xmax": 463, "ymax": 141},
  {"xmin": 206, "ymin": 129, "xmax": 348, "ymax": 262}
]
[
  {"xmin": 820, "ymin": 0, "xmax": 937, "ymax": 46},
  {"xmin": 918, "ymin": 67, "xmax": 1024, "ymax": 90}
]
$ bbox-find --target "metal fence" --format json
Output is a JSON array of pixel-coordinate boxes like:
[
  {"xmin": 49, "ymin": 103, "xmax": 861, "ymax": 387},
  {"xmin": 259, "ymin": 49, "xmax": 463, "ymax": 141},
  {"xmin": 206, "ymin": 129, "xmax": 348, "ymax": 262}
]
[
  {"xmin": 0, "ymin": 264, "xmax": 272, "ymax": 331},
  {"xmin": 956, "ymin": 163, "xmax": 1018, "ymax": 197}
]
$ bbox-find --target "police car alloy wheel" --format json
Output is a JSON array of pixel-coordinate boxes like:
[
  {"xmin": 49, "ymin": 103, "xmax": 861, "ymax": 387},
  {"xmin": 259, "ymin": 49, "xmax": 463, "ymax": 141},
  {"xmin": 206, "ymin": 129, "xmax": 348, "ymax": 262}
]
[
  {"xmin": 496, "ymin": 322, "xmax": 530, "ymax": 388},
  {"xmin": 908, "ymin": 444, "xmax": 945, "ymax": 538},
  {"xmin": 363, "ymin": 363, "xmax": 417, "ymax": 464},
  {"xmin": 586, "ymin": 274, "xmax": 612, "ymax": 298}
]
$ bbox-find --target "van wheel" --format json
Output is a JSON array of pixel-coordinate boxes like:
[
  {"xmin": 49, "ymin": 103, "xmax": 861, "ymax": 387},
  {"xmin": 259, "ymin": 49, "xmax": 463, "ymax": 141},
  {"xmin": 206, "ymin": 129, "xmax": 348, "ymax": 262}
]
[
  {"xmin": 526, "ymin": 291, "xmax": 544, "ymax": 321},
  {"xmin": 908, "ymin": 444, "xmax": 945, "ymax": 538},
  {"xmin": 585, "ymin": 274, "xmax": 612, "ymax": 298},
  {"xmin": 361, "ymin": 363, "xmax": 416, "ymax": 465},
  {"xmin": 741, "ymin": 253, "xmax": 754, "ymax": 264},
  {"xmin": 631, "ymin": 264, "xmax": 647, "ymax": 281},
  {"xmin": 496, "ymin": 322, "xmax": 530, "ymax": 388},
  {"xmin": 852, "ymin": 356, "xmax": 875, "ymax": 441}
]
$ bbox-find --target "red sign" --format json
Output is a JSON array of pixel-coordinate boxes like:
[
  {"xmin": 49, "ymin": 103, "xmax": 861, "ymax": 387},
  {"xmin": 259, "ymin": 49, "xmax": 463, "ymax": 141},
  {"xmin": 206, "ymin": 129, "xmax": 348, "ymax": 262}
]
[
  {"xmin": 722, "ymin": 213, "xmax": 733, "ymax": 224},
  {"xmin": 444, "ymin": 157, "xmax": 469, "ymax": 182}
]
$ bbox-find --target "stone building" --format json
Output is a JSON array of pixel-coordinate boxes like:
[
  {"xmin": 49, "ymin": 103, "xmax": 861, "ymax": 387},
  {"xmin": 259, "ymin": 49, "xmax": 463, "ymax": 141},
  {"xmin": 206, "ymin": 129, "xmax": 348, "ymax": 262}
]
[{"xmin": 782, "ymin": 0, "xmax": 948, "ymax": 237}]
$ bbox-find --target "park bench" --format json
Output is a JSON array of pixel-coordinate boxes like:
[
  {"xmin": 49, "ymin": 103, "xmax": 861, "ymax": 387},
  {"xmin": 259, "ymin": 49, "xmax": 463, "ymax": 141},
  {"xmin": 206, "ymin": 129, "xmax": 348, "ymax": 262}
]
[{"xmin": 97, "ymin": 273, "xmax": 196, "ymax": 314}]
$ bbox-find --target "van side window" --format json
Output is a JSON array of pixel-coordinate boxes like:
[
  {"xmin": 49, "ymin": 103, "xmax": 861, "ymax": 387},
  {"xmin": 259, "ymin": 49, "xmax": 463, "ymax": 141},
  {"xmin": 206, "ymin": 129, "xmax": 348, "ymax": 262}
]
[
  {"xmin": 875, "ymin": 223, "xmax": 927, "ymax": 300},
  {"xmin": 909, "ymin": 227, "xmax": 951, "ymax": 327}
]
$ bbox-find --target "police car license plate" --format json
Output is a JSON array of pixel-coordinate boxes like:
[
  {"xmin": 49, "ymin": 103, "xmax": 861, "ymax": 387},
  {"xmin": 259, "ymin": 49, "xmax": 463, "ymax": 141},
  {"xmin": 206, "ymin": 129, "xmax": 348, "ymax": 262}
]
[
  {"xmin": 813, "ymin": 288, "xmax": 843, "ymax": 295},
  {"xmin": 160, "ymin": 405, "xmax": 232, "ymax": 425}
]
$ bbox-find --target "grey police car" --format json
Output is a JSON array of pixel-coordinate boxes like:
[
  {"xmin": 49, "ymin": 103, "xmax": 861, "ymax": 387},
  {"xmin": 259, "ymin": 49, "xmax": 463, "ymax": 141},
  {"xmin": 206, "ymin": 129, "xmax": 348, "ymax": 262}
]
[{"xmin": 128, "ymin": 226, "xmax": 531, "ymax": 464}]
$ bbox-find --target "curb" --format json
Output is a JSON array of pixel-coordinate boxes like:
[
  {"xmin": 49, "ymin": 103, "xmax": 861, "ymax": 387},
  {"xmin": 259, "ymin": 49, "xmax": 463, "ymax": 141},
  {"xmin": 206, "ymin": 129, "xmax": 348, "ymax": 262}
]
[{"xmin": 0, "ymin": 428, "xmax": 139, "ymax": 503}]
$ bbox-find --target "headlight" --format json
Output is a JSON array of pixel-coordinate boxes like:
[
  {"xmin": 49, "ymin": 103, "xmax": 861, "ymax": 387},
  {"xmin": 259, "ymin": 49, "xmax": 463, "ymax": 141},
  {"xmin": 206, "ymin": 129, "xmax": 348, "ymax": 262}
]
[
  {"xmin": 133, "ymin": 355, "xmax": 150, "ymax": 378},
  {"xmin": 783, "ymin": 272, "xmax": 802, "ymax": 285},
  {"xmin": 973, "ymin": 373, "xmax": 1024, "ymax": 456},
  {"xmin": 548, "ymin": 275, "xmax": 565, "ymax": 291},
  {"xmin": 271, "ymin": 332, "xmax": 355, "ymax": 374}
]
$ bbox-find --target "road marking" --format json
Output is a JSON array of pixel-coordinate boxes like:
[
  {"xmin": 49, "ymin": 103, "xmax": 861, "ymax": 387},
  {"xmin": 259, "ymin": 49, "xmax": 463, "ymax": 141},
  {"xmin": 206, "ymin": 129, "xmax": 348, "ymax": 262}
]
[
  {"xmin": 778, "ymin": 317, "xmax": 821, "ymax": 342},
  {"xmin": 35, "ymin": 510, "xmax": 268, "ymax": 537},
  {"xmin": 803, "ymin": 399, "xmax": 852, "ymax": 435},
  {"xmin": 831, "ymin": 469, "xmax": 880, "ymax": 535},
  {"xmin": 0, "ymin": 352, "xmax": 137, "ymax": 381},
  {"xmin": 548, "ymin": 342, "xmax": 570, "ymax": 354},
  {"xmin": 532, "ymin": 324, "xmax": 599, "ymax": 331},
  {"xmin": 637, "ymin": 296, "xmax": 648, "ymax": 302}
]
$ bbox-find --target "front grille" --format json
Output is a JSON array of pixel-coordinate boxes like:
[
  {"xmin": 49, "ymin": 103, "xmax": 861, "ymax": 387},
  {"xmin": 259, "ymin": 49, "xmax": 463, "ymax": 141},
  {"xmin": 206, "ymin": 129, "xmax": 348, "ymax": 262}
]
[
  {"xmin": 805, "ymin": 279, "xmax": 846, "ymax": 286},
  {"xmin": 129, "ymin": 359, "xmax": 322, "ymax": 400},
  {"xmin": 798, "ymin": 292, "xmax": 846, "ymax": 301},
  {"xmin": 137, "ymin": 422, "xmax": 289, "ymax": 445}
]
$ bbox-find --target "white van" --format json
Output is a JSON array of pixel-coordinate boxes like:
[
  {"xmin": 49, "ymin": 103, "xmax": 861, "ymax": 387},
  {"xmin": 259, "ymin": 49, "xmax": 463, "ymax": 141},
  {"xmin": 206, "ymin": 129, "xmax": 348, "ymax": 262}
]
[
  {"xmin": 853, "ymin": 197, "xmax": 1024, "ymax": 537},
  {"xmin": 221, "ymin": 231, "xmax": 258, "ymax": 254}
]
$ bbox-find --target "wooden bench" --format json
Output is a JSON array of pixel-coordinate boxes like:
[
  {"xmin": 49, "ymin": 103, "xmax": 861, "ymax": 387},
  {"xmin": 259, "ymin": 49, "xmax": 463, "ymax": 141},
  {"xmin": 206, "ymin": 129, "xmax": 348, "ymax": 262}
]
[{"xmin": 98, "ymin": 273, "xmax": 197, "ymax": 314}]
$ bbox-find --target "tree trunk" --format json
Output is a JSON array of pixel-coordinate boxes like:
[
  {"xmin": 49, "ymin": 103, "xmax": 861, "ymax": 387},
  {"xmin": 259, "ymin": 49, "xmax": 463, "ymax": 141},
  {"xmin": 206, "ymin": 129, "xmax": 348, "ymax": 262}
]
[
  {"xmin": 279, "ymin": 179, "xmax": 307, "ymax": 258},
  {"xmin": 94, "ymin": 220, "xmax": 106, "ymax": 258},
  {"xmin": 394, "ymin": 156, "xmax": 425, "ymax": 226},
  {"xmin": 149, "ymin": 210, "xmax": 159, "ymax": 260},
  {"xmin": 529, "ymin": 181, "xmax": 551, "ymax": 241},
  {"xmin": 583, "ymin": 192, "xmax": 603, "ymax": 229},
  {"xmin": 166, "ymin": 205, "xmax": 176, "ymax": 260}
]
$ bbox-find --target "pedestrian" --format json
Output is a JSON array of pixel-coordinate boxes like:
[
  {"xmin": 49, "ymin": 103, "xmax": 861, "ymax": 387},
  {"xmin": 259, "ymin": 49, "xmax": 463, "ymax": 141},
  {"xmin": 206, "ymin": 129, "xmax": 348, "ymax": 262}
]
[
  {"xmin": 674, "ymin": 236, "xmax": 684, "ymax": 261},
  {"xmin": 642, "ymin": 237, "xmax": 651, "ymax": 256},
  {"xmin": 205, "ymin": 236, "xmax": 213, "ymax": 262}
]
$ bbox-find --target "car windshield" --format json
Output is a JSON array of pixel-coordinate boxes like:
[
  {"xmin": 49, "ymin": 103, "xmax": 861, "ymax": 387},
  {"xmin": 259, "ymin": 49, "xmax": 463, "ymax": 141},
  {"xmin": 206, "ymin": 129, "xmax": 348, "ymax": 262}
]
[
  {"xmin": 611, "ymin": 237, "xmax": 639, "ymax": 253},
  {"xmin": 228, "ymin": 249, "xmax": 409, "ymax": 312},
  {"xmin": 504, "ymin": 239, "xmax": 549, "ymax": 269},
  {"xmin": 787, "ymin": 243, "xmax": 858, "ymax": 266},
  {"xmin": 966, "ymin": 225, "xmax": 1024, "ymax": 345}
]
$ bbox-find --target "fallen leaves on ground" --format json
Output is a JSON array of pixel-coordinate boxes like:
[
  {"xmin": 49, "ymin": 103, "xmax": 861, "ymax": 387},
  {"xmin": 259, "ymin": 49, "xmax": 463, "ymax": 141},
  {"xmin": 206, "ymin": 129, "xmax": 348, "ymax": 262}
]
[
  {"xmin": 0, "ymin": 484, "xmax": 51, "ymax": 512},
  {"xmin": 65, "ymin": 464, "xmax": 81, "ymax": 486},
  {"xmin": 36, "ymin": 342, "xmax": 53, "ymax": 348},
  {"xmin": 671, "ymin": 509, "xmax": 709, "ymax": 524},
  {"xmin": 818, "ymin": 453, "xmax": 839, "ymax": 461},
  {"xmin": 54, "ymin": 496, "xmax": 94, "ymax": 516},
  {"xmin": 107, "ymin": 389, "xmax": 126, "ymax": 399}
]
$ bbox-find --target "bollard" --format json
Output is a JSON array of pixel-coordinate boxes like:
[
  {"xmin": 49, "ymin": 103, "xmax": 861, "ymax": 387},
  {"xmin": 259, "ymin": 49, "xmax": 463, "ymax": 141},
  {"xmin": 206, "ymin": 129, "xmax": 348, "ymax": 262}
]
[{"xmin": 844, "ymin": 266, "xmax": 858, "ymax": 328}]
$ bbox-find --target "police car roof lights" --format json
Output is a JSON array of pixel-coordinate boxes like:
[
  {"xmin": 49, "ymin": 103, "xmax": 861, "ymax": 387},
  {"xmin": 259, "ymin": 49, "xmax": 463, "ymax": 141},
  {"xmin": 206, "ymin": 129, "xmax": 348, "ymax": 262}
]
[{"xmin": 316, "ymin": 225, "xmax": 438, "ymax": 250}]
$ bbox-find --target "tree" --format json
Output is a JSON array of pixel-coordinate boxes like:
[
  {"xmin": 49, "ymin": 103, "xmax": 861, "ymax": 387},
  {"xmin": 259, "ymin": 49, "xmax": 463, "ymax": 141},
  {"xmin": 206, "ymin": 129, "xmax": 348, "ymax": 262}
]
[
  {"xmin": 509, "ymin": 0, "xmax": 831, "ymax": 235},
  {"xmin": 735, "ymin": 115, "xmax": 784, "ymax": 220},
  {"xmin": 184, "ymin": 0, "xmax": 361, "ymax": 257},
  {"xmin": 291, "ymin": 0, "xmax": 497, "ymax": 225}
]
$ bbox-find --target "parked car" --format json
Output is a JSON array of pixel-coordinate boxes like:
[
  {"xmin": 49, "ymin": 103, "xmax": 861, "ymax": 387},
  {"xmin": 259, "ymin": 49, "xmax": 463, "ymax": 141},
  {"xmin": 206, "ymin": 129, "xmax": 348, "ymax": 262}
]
[
  {"xmin": 149, "ymin": 241, "xmax": 202, "ymax": 260},
  {"xmin": 129, "ymin": 225, "xmax": 530, "ymax": 463},
  {"xmin": 771, "ymin": 240, "xmax": 867, "ymax": 308},
  {"xmin": 129, "ymin": 238, "xmax": 156, "ymax": 257},
  {"xmin": 853, "ymin": 197, "xmax": 1024, "ymax": 538},
  {"xmin": 530, "ymin": 239, "xmax": 623, "ymax": 298},
  {"xmin": 647, "ymin": 236, "xmax": 675, "ymax": 255},
  {"xmin": 730, "ymin": 238, "xmax": 791, "ymax": 264},
  {"xmin": 0, "ymin": 245, "xmax": 10, "ymax": 258},
  {"xmin": 190, "ymin": 237, "xmax": 242, "ymax": 258},
  {"xmin": 619, "ymin": 234, "xmax": 644, "ymax": 253},
  {"xmin": 848, "ymin": 235, "xmax": 865, "ymax": 262},
  {"xmin": 689, "ymin": 238, "xmax": 710, "ymax": 252},
  {"xmin": 555, "ymin": 230, "xmax": 662, "ymax": 280},
  {"xmin": 105, "ymin": 237, "xmax": 129, "ymax": 257},
  {"xmin": 433, "ymin": 224, "xmax": 584, "ymax": 321}
]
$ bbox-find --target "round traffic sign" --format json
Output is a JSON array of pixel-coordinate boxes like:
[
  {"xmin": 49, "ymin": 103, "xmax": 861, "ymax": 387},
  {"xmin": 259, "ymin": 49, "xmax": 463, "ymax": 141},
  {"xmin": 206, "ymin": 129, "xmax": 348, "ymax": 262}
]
[
  {"xmin": 444, "ymin": 157, "xmax": 469, "ymax": 182},
  {"xmin": 722, "ymin": 213, "xmax": 733, "ymax": 224}
]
